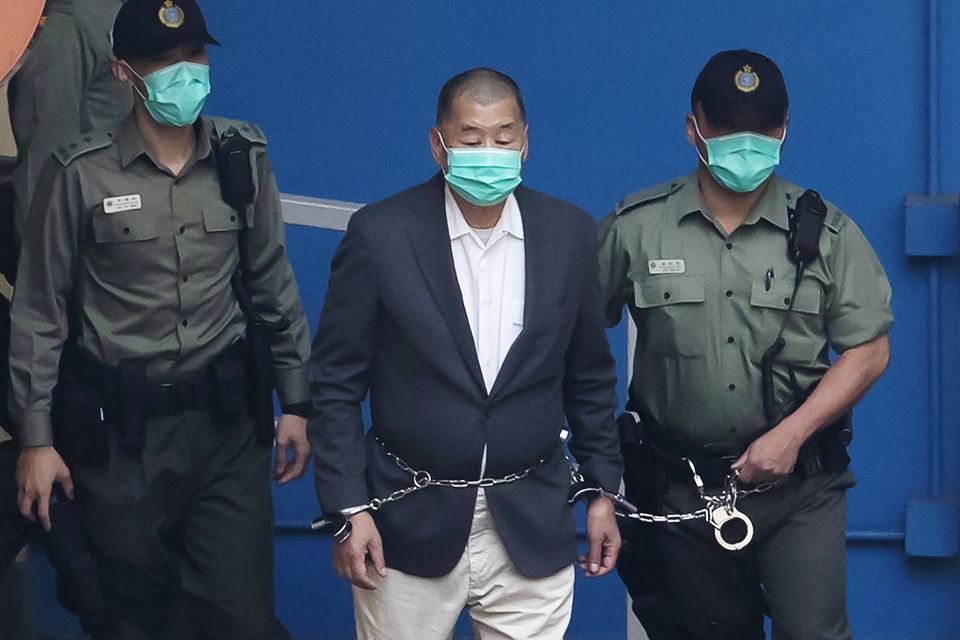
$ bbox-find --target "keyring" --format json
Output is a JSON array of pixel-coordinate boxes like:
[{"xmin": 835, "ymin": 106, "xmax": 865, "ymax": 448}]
[{"xmin": 709, "ymin": 505, "xmax": 754, "ymax": 551}]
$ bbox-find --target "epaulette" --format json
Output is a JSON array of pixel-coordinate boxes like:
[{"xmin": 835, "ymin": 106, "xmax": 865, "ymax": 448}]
[
  {"xmin": 615, "ymin": 179, "xmax": 683, "ymax": 216},
  {"xmin": 206, "ymin": 116, "xmax": 267, "ymax": 145},
  {"xmin": 53, "ymin": 129, "xmax": 115, "ymax": 166}
]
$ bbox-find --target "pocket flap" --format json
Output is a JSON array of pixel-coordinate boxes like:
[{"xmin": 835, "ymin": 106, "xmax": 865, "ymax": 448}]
[
  {"xmin": 634, "ymin": 275, "xmax": 706, "ymax": 309},
  {"xmin": 202, "ymin": 203, "xmax": 244, "ymax": 232},
  {"xmin": 750, "ymin": 280, "xmax": 821, "ymax": 314},
  {"xmin": 92, "ymin": 210, "xmax": 158, "ymax": 243}
]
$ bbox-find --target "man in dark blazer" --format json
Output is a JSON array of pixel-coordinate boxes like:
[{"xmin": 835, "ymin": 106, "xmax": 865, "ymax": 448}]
[{"xmin": 309, "ymin": 67, "xmax": 623, "ymax": 639}]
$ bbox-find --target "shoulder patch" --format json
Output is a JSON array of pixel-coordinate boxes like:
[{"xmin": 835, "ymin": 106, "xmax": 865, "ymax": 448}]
[
  {"xmin": 206, "ymin": 116, "xmax": 267, "ymax": 145},
  {"xmin": 823, "ymin": 207, "xmax": 845, "ymax": 234},
  {"xmin": 53, "ymin": 129, "xmax": 115, "ymax": 166},
  {"xmin": 615, "ymin": 179, "xmax": 683, "ymax": 215}
]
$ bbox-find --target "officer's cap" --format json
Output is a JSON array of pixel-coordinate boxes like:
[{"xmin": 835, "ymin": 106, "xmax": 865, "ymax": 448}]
[
  {"xmin": 112, "ymin": 0, "xmax": 219, "ymax": 60},
  {"xmin": 691, "ymin": 50, "xmax": 788, "ymax": 131}
]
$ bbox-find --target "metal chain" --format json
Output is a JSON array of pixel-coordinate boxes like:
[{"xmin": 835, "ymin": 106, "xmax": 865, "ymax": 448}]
[{"xmin": 360, "ymin": 438, "xmax": 545, "ymax": 513}]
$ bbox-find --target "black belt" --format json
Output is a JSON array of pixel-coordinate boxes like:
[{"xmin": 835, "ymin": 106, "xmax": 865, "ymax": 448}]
[{"xmin": 627, "ymin": 412, "xmax": 852, "ymax": 488}]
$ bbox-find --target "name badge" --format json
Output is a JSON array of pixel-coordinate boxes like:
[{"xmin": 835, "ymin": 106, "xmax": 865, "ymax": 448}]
[
  {"xmin": 648, "ymin": 259, "xmax": 686, "ymax": 275},
  {"xmin": 102, "ymin": 194, "xmax": 142, "ymax": 214}
]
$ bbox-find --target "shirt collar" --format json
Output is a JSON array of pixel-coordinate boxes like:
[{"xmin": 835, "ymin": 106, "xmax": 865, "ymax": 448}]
[
  {"xmin": 444, "ymin": 184, "xmax": 525, "ymax": 242},
  {"xmin": 118, "ymin": 113, "xmax": 213, "ymax": 172},
  {"xmin": 676, "ymin": 172, "xmax": 791, "ymax": 233}
]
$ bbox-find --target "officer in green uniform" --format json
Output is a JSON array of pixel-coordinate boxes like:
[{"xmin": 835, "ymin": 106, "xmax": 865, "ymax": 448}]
[
  {"xmin": 8, "ymin": 1, "xmax": 312, "ymax": 638},
  {"xmin": 599, "ymin": 50, "xmax": 892, "ymax": 639},
  {"xmin": 9, "ymin": 0, "xmax": 132, "ymax": 239}
]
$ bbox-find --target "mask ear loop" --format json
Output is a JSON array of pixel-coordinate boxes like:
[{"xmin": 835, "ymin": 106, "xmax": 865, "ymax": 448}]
[
  {"xmin": 119, "ymin": 60, "xmax": 150, "ymax": 103},
  {"xmin": 692, "ymin": 117, "xmax": 711, "ymax": 167}
]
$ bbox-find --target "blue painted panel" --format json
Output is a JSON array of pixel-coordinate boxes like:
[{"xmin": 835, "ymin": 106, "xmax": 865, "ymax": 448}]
[{"xmin": 904, "ymin": 196, "xmax": 960, "ymax": 256}]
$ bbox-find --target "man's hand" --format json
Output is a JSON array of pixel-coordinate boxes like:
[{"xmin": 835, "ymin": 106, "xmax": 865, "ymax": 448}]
[
  {"xmin": 578, "ymin": 496, "xmax": 620, "ymax": 577},
  {"xmin": 732, "ymin": 423, "xmax": 804, "ymax": 484},
  {"xmin": 16, "ymin": 446, "xmax": 73, "ymax": 531},
  {"xmin": 274, "ymin": 414, "xmax": 311, "ymax": 484},
  {"xmin": 333, "ymin": 512, "xmax": 387, "ymax": 590}
]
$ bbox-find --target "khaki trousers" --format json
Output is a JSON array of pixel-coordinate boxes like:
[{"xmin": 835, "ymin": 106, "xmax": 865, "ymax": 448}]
[{"xmin": 353, "ymin": 489, "xmax": 575, "ymax": 640}]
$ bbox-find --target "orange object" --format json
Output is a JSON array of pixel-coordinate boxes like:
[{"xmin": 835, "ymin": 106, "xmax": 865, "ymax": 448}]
[{"xmin": 1, "ymin": 0, "xmax": 47, "ymax": 85}]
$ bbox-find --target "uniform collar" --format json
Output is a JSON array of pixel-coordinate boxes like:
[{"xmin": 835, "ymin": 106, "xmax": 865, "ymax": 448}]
[
  {"xmin": 118, "ymin": 113, "xmax": 213, "ymax": 172},
  {"xmin": 444, "ymin": 184, "xmax": 524, "ymax": 242},
  {"xmin": 676, "ymin": 172, "xmax": 791, "ymax": 233}
]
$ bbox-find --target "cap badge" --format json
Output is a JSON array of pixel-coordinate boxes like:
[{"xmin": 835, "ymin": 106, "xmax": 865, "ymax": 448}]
[
  {"xmin": 158, "ymin": 1, "xmax": 185, "ymax": 29},
  {"xmin": 735, "ymin": 65, "xmax": 759, "ymax": 93}
]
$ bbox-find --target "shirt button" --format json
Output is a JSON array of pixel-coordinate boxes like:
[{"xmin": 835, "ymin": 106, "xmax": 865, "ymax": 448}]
[
  {"xmin": 182, "ymin": 275, "xmax": 189, "ymax": 283},
  {"xmin": 783, "ymin": 297, "xmax": 792, "ymax": 306},
  {"xmin": 728, "ymin": 383, "xmax": 736, "ymax": 391},
  {"xmin": 727, "ymin": 336, "xmax": 735, "ymax": 344},
  {"xmin": 663, "ymin": 292, "xmax": 671, "ymax": 300},
  {"xmin": 725, "ymin": 290, "xmax": 733, "ymax": 298},
  {"xmin": 179, "ymin": 225, "xmax": 186, "ymax": 234},
  {"xmin": 181, "ymin": 319, "xmax": 188, "ymax": 327},
  {"xmin": 123, "ymin": 226, "xmax": 130, "ymax": 235},
  {"xmin": 726, "ymin": 242, "xmax": 733, "ymax": 250}
]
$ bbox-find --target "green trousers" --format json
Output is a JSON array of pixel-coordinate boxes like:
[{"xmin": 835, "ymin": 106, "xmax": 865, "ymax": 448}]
[
  {"xmin": 624, "ymin": 469, "xmax": 855, "ymax": 640},
  {"xmin": 72, "ymin": 409, "xmax": 287, "ymax": 640}
]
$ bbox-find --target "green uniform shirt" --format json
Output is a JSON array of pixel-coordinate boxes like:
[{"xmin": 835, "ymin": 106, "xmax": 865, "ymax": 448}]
[
  {"xmin": 8, "ymin": 114, "xmax": 311, "ymax": 447},
  {"xmin": 598, "ymin": 172, "xmax": 893, "ymax": 446},
  {"xmin": 9, "ymin": 0, "xmax": 132, "ymax": 236}
]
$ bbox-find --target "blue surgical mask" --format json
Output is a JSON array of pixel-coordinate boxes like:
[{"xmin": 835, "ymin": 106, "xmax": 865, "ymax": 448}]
[
  {"xmin": 438, "ymin": 132, "xmax": 523, "ymax": 206},
  {"xmin": 126, "ymin": 60, "xmax": 211, "ymax": 127},
  {"xmin": 694, "ymin": 118, "xmax": 785, "ymax": 193}
]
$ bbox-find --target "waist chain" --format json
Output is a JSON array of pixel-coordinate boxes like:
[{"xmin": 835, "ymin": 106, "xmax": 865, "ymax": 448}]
[{"xmin": 311, "ymin": 433, "xmax": 784, "ymax": 551}]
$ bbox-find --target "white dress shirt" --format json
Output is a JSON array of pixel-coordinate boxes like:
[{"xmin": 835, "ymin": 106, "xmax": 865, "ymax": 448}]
[{"xmin": 446, "ymin": 185, "xmax": 526, "ymax": 478}]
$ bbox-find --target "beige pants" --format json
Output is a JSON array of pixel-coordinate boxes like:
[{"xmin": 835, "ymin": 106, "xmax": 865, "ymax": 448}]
[{"xmin": 353, "ymin": 489, "xmax": 575, "ymax": 640}]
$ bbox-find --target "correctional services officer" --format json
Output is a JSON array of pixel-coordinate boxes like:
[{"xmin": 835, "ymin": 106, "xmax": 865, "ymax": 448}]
[
  {"xmin": 598, "ymin": 50, "xmax": 892, "ymax": 639},
  {"xmin": 8, "ymin": 1, "xmax": 312, "ymax": 637},
  {"xmin": 8, "ymin": 0, "xmax": 131, "ymax": 241}
]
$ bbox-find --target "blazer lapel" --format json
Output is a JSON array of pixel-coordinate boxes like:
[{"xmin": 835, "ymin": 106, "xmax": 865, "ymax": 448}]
[
  {"xmin": 487, "ymin": 185, "xmax": 553, "ymax": 403},
  {"xmin": 406, "ymin": 174, "xmax": 487, "ymax": 395}
]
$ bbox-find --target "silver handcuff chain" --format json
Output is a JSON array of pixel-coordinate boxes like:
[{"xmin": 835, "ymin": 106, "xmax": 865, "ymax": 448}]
[{"xmin": 313, "ymin": 436, "xmax": 786, "ymax": 550}]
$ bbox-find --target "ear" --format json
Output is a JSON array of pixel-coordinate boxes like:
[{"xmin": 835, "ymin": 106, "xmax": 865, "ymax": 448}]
[
  {"xmin": 520, "ymin": 124, "xmax": 529, "ymax": 163},
  {"xmin": 112, "ymin": 60, "xmax": 131, "ymax": 84},
  {"xmin": 429, "ymin": 127, "xmax": 448, "ymax": 173},
  {"xmin": 684, "ymin": 113, "xmax": 698, "ymax": 148}
]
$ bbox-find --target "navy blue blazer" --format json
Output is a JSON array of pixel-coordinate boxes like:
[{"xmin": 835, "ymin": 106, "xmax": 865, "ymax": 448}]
[{"xmin": 309, "ymin": 174, "xmax": 622, "ymax": 579}]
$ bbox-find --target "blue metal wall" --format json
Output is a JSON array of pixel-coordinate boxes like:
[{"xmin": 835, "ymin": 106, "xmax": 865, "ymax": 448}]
[{"xmin": 31, "ymin": 1, "xmax": 960, "ymax": 638}]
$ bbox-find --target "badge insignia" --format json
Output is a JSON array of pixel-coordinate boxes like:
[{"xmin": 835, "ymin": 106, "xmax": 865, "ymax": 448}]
[
  {"xmin": 103, "ymin": 194, "xmax": 142, "ymax": 214},
  {"xmin": 158, "ymin": 1, "xmax": 185, "ymax": 29},
  {"xmin": 648, "ymin": 259, "xmax": 686, "ymax": 275},
  {"xmin": 735, "ymin": 65, "xmax": 759, "ymax": 93}
]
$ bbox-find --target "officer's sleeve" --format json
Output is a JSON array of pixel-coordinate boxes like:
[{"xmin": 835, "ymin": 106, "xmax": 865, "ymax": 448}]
[
  {"xmin": 7, "ymin": 158, "xmax": 83, "ymax": 447},
  {"xmin": 244, "ymin": 152, "xmax": 312, "ymax": 408},
  {"xmin": 596, "ymin": 212, "xmax": 633, "ymax": 328},
  {"xmin": 564, "ymin": 216, "xmax": 624, "ymax": 493},
  {"xmin": 308, "ymin": 211, "xmax": 378, "ymax": 513},
  {"xmin": 824, "ymin": 218, "xmax": 893, "ymax": 352},
  {"xmin": 8, "ymin": 5, "xmax": 87, "ymax": 237}
]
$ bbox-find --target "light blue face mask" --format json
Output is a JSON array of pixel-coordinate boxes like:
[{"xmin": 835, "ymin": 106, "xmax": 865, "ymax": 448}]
[
  {"xmin": 438, "ymin": 132, "xmax": 523, "ymax": 206},
  {"xmin": 126, "ymin": 60, "xmax": 211, "ymax": 127},
  {"xmin": 694, "ymin": 118, "xmax": 786, "ymax": 193}
]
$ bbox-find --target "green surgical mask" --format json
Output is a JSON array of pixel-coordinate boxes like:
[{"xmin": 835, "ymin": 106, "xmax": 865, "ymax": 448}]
[
  {"xmin": 694, "ymin": 118, "xmax": 785, "ymax": 193},
  {"xmin": 438, "ymin": 132, "xmax": 523, "ymax": 206},
  {"xmin": 125, "ymin": 60, "xmax": 211, "ymax": 127}
]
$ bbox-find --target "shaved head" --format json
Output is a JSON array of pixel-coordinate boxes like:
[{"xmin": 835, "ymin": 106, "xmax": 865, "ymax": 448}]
[{"xmin": 436, "ymin": 67, "xmax": 526, "ymax": 125}]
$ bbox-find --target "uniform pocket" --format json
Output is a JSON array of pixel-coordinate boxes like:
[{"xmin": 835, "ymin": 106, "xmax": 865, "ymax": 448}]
[
  {"xmin": 749, "ymin": 279, "xmax": 824, "ymax": 362},
  {"xmin": 91, "ymin": 210, "xmax": 159, "ymax": 243},
  {"xmin": 202, "ymin": 203, "xmax": 245, "ymax": 233},
  {"xmin": 633, "ymin": 275, "xmax": 706, "ymax": 357}
]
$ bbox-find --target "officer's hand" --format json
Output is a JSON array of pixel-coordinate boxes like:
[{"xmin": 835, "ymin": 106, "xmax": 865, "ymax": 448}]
[
  {"xmin": 16, "ymin": 446, "xmax": 74, "ymax": 532},
  {"xmin": 274, "ymin": 414, "xmax": 311, "ymax": 484},
  {"xmin": 332, "ymin": 512, "xmax": 387, "ymax": 591},
  {"xmin": 579, "ymin": 497, "xmax": 621, "ymax": 578},
  {"xmin": 732, "ymin": 426, "xmax": 803, "ymax": 484}
]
